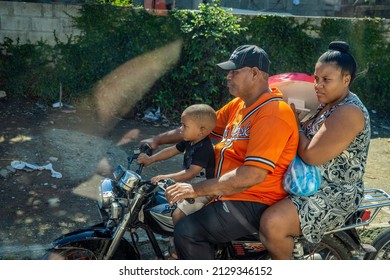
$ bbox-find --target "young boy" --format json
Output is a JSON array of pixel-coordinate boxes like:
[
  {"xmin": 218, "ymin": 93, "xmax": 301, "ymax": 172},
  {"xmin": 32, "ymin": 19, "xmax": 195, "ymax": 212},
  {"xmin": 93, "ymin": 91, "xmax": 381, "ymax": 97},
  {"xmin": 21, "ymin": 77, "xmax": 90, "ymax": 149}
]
[{"xmin": 137, "ymin": 103, "xmax": 217, "ymax": 223}]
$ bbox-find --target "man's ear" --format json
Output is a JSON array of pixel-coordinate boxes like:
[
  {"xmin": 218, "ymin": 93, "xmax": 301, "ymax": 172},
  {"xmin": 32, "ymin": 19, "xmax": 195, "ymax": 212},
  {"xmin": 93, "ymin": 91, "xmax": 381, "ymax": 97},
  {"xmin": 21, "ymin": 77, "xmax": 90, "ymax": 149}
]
[
  {"xmin": 252, "ymin": 67, "xmax": 261, "ymax": 79},
  {"xmin": 253, "ymin": 67, "xmax": 267, "ymax": 81}
]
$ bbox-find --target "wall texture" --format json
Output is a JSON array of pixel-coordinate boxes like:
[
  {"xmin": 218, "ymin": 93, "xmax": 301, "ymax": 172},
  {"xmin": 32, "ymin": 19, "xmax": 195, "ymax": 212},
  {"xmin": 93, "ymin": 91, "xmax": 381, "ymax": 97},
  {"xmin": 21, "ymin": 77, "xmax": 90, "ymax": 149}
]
[
  {"xmin": 1, "ymin": 1, "xmax": 389, "ymax": 45},
  {"xmin": 0, "ymin": 1, "xmax": 81, "ymax": 44}
]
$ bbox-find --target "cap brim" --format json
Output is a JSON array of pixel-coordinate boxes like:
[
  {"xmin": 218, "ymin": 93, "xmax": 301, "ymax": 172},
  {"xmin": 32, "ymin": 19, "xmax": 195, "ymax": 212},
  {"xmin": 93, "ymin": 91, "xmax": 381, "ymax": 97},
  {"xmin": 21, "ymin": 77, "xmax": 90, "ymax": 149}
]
[{"xmin": 216, "ymin": 61, "xmax": 240, "ymax": 71}]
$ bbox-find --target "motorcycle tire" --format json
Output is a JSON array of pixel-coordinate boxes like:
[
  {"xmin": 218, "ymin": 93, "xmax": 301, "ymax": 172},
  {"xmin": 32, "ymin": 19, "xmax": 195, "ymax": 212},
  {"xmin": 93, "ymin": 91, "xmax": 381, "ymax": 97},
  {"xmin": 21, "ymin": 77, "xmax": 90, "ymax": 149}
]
[
  {"xmin": 43, "ymin": 247, "xmax": 98, "ymax": 260},
  {"xmin": 300, "ymin": 236, "xmax": 353, "ymax": 260},
  {"xmin": 364, "ymin": 227, "xmax": 390, "ymax": 260}
]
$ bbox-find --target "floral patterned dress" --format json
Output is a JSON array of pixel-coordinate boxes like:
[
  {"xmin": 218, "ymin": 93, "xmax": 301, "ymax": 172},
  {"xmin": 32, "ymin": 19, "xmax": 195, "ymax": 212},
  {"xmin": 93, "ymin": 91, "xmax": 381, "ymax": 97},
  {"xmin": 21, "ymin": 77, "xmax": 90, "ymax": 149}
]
[{"xmin": 290, "ymin": 93, "xmax": 371, "ymax": 244}]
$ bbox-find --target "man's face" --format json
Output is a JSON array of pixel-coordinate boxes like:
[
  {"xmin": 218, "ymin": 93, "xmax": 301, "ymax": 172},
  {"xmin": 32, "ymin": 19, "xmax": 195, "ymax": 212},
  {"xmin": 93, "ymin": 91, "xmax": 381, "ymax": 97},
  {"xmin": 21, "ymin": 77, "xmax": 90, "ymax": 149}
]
[{"xmin": 225, "ymin": 67, "xmax": 254, "ymax": 98}]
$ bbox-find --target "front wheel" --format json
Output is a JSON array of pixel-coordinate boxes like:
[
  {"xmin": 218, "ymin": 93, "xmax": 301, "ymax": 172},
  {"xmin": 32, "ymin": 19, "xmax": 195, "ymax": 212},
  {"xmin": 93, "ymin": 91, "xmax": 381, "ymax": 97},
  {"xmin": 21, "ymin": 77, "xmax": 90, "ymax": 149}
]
[
  {"xmin": 44, "ymin": 247, "xmax": 97, "ymax": 260},
  {"xmin": 42, "ymin": 239, "xmax": 140, "ymax": 260},
  {"xmin": 364, "ymin": 227, "xmax": 390, "ymax": 260}
]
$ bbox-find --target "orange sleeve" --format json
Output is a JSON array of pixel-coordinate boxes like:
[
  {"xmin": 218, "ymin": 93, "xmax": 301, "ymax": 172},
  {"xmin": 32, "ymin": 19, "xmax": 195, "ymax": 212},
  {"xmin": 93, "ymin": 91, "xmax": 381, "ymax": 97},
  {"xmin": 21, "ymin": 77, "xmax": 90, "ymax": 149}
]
[{"xmin": 211, "ymin": 98, "xmax": 241, "ymax": 140}]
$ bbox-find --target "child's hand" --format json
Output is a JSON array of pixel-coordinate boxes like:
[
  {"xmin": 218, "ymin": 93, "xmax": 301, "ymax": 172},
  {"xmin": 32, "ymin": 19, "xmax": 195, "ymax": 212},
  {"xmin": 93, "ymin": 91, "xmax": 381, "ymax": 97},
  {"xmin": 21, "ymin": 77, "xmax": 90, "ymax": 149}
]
[
  {"xmin": 137, "ymin": 153, "xmax": 152, "ymax": 166},
  {"xmin": 151, "ymin": 175, "xmax": 169, "ymax": 184}
]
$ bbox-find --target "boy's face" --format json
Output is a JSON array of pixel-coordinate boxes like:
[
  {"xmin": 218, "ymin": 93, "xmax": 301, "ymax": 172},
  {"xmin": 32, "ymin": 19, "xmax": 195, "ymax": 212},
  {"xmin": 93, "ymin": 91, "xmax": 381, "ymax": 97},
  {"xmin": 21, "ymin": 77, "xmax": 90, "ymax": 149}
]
[{"xmin": 180, "ymin": 113, "xmax": 203, "ymax": 142}]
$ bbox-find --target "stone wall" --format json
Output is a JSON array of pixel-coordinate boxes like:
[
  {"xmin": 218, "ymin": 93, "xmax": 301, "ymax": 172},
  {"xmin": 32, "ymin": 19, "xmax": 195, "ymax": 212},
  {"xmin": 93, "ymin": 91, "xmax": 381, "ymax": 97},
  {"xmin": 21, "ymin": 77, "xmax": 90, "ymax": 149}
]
[{"xmin": 0, "ymin": 1, "xmax": 81, "ymax": 44}]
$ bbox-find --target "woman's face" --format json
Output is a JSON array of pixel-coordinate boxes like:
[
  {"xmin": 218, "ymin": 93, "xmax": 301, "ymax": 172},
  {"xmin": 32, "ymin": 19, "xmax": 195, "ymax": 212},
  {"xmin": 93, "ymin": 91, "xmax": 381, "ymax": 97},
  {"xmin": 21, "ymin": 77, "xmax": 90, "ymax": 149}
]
[{"xmin": 314, "ymin": 62, "xmax": 351, "ymax": 106}]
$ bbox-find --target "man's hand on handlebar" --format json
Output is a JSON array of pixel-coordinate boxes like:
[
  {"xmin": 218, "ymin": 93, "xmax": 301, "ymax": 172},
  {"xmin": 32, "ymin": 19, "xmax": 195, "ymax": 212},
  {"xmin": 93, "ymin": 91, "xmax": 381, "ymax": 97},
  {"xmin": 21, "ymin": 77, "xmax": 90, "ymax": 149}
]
[{"xmin": 165, "ymin": 182, "xmax": 197, "ymax": 205}]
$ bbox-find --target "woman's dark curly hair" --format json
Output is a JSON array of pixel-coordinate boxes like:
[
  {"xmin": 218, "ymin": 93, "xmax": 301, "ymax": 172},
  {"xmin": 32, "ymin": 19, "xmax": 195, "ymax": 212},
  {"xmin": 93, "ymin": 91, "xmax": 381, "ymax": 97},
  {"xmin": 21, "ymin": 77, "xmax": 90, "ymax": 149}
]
[{"xmin": 317, "ymin": 41, "xmax": 357, "ymax": 85}]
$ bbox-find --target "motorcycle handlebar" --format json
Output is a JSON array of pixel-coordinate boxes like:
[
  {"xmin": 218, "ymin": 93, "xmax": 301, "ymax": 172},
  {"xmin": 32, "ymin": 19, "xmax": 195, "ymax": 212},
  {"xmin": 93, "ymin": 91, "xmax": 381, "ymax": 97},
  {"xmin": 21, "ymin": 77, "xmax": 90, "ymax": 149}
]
[
  {"xmin": 135, "ymin": 147, "xmax": 195, "ymax": 204},
  {"xmin": 140, "ymin": 143, "xmax": 153, "ymax": 156},
  {"xmin": 129, "ymin": 143, "xmax": 153, "ymax": 174}
]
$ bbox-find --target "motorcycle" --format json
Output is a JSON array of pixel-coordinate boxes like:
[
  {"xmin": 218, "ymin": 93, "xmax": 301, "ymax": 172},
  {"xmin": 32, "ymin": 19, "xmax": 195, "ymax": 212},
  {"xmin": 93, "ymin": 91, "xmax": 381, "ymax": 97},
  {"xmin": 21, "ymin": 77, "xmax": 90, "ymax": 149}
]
[{"xmin": 43, "ymin": 144, "xmax": 390, "ymax": 260}]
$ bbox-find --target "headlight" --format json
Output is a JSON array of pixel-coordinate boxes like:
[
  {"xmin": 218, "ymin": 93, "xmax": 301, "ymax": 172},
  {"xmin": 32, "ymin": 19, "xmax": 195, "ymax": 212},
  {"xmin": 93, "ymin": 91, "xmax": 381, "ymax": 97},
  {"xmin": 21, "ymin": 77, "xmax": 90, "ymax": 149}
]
[
  {"xmin": 98, "ymin": 178, "xmax": 114, "ymax": 209},
  {"xmin": 119, "ymin": 171, "xmax": 141, "ymax": 191}
]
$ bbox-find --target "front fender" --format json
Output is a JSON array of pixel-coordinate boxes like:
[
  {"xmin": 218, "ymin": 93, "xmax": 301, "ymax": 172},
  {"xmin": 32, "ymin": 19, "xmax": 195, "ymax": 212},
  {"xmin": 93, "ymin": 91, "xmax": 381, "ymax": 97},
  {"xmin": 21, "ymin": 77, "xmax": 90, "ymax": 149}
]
[
  {"xmin": 52, "ymin": 223, "xmax": 111, "ymax": 247},
  {"xmin": 49, "ymin": 223, "xmax": 140, "ymax": 260}
]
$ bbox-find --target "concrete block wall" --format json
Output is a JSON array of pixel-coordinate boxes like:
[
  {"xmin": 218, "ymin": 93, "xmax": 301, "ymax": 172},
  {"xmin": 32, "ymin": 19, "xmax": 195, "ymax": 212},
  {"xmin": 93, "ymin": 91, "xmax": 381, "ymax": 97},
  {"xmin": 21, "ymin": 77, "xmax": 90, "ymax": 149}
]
[
  {"xmin": 0, "ymin": 1, "xmax": 81, "ymax": 45},
  {"xmin": 1, "ymin": 1, "xmax": 389, "ymax": 45},
  {"xmin": 133, "ymin": 0, "xmax": 341, "ymax": 16},
  {"xmin": 220, "ymin": 0, "xmax": 340, "ymax": 16}
]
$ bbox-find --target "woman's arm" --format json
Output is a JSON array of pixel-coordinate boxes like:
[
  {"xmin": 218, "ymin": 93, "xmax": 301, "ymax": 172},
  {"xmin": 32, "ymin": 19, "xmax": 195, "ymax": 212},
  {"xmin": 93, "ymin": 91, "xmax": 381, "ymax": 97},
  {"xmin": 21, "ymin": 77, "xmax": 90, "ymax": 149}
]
[{"xmin": 299, "ymin": 104, "xmax": 365, "ymax": 165}]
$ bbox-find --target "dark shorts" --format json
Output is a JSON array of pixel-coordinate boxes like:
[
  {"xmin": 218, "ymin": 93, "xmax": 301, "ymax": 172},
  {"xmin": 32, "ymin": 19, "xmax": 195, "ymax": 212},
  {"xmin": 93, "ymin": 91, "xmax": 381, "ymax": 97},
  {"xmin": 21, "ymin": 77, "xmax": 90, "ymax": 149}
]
[{"xmin": 173, "ymin": 200, "xmax": 268, "ymax": 259}]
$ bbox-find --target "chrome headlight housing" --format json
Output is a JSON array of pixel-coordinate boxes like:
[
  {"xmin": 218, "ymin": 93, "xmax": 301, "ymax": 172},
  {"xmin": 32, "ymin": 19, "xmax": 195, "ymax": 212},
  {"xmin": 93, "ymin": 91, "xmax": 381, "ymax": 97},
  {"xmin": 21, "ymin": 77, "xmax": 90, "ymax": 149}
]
[
  {"xmin": 98, "ymin": 178, "xmax": 114, "ymax": 209},
  {"xmin": 119, "ymin": 170, "xmax": 141, "ymax": 191}
]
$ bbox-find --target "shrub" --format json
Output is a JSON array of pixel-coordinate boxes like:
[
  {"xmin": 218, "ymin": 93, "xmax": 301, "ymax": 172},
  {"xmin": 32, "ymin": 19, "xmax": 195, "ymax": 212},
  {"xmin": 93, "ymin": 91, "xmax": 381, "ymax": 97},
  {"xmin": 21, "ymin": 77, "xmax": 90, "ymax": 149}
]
[
  {"xmin": 1, "ymin": 1, "xmax": 389, "ymax": 117},
  {"xmin": 0, "ymin": 38, "xmax": 59, "ymax": 102},
  {"xmin": 149, "ymin": 1, "xmax": 246, "ymax": 118}
]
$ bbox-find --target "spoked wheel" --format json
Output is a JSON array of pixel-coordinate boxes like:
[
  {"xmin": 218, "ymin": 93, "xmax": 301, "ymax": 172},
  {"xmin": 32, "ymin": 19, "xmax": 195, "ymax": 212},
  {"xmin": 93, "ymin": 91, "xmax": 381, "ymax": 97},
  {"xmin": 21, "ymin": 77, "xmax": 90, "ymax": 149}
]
[
  {"xmin": 44, "ymin": 248, "xmax": 98, "ymax": 260},
  {"xmin": 301, "ymin": 236, "xmax": 353, "ymax": 260},
  {"xmin": 364, "ymin": 227, "xmax": 390, "ymax": 260}
]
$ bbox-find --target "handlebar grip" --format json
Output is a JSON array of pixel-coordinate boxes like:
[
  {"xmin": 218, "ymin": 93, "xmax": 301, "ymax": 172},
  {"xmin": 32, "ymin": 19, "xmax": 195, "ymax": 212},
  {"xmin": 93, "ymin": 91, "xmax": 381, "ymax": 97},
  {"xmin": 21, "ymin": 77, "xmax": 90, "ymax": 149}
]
[{"xmin": 140, "ymin": 143, "xmax": 153, "ymax": 156}]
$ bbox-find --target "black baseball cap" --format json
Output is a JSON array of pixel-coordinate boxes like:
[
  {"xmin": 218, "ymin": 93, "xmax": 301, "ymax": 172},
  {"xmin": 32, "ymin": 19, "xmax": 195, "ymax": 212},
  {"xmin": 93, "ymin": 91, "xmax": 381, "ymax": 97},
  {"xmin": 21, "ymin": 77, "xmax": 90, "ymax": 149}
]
[{"xmin": 217, "ymin": 45, "xmax": 270, "ymax": 73}]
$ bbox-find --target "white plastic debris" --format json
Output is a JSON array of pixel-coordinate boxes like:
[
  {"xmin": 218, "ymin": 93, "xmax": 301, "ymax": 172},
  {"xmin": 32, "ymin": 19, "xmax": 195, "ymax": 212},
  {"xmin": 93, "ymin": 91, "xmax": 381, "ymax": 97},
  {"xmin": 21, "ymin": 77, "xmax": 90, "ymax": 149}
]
[
  {"xmin": 52, "ymin": 102, "xmax": 63, "ymax": 108},
  {"xmin": 142, "ymin": 107, "xmax": 161, "ymax": 122},
  {"xmin": 11, "ymin": 161, "xmax": 62, "ymax": 179},
  {"xmin": 0, "ymin": 90, "xmax": 6, "ymax": 99}
]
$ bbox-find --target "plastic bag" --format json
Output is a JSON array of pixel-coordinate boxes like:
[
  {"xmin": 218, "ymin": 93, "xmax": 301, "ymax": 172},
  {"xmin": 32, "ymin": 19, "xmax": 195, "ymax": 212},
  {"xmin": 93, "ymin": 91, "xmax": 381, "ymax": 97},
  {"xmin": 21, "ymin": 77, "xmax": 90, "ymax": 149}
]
[{"xmin": 283, "ymin": 155, "xmax": 321, "ymax": 196}]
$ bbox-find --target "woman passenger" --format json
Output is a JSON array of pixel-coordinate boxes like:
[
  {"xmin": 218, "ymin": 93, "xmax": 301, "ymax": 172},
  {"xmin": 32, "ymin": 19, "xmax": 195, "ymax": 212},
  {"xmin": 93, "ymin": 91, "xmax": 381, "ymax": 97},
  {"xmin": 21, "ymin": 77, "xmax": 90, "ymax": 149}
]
[{"xmin": 259, "ymin": 41, "xmax": 371, "ymax": 259}]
